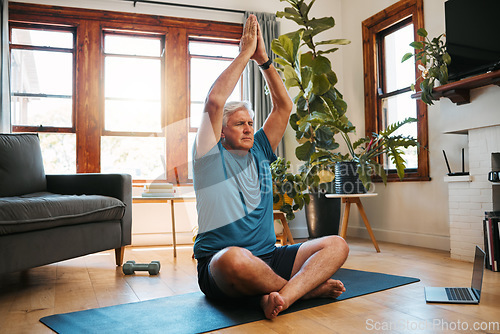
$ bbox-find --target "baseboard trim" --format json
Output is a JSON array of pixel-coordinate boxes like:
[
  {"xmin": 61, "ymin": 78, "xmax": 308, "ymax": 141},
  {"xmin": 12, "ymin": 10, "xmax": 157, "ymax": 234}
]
[
  {"xmin": 290, "ymin": 226, "xmax": 449, "ymax": 250},
  {"xmin": 346, "ymin": 226, "xmax": 450, "ymax": 251}
]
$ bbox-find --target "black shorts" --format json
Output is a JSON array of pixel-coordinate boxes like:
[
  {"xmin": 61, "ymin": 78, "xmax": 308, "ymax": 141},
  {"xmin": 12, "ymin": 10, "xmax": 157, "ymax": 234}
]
[{"xmin": 197, "ymin": 243, "xmax": 302, "ymax": 299}]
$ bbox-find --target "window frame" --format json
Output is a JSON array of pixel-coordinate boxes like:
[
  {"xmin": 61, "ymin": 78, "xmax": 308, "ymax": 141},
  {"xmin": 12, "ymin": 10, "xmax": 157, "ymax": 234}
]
[
  {"xmin": 362, "ymin": 0, "xmax": 430, "ymax": 182},
  {"xmin": 9, "ymin": 23, "xmax": 77, "ymax": 134},
  {"xmin": 9, "ymin": 2, "xmax": 242, "ymax": 184}
]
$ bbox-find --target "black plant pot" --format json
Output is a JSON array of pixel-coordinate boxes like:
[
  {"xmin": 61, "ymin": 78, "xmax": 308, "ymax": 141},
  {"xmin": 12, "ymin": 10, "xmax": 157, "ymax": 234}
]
[
  {"xmin": 334, "ymin": 161, "xmax": 367, "ymax": 194},
  {"xmin": 305, "ymin": 192, "xmax": 341, "ymax": 238}
]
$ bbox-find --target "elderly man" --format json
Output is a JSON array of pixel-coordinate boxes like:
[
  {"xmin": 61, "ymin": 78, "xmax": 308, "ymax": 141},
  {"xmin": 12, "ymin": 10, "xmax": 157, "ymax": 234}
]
[{"xmin": 192, "ymin": 14, "xmax": 349, "ymax": 319}]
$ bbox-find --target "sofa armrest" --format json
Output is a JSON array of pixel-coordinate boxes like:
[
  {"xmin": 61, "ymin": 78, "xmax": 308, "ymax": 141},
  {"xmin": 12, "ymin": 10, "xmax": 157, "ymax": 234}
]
[{"xmin": 46, "ymin": 173, "xmax": 132, "ymax": 246}]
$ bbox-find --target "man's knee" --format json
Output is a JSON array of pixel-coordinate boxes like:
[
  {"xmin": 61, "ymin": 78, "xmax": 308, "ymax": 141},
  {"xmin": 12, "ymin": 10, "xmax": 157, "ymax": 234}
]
[
  {"xmin": 325, "ymin": 235, "xmax": 349, "ymax": 259},
  {"xmin": 211, "ymin": 246, "xmax": 253, "ymax": 280}
]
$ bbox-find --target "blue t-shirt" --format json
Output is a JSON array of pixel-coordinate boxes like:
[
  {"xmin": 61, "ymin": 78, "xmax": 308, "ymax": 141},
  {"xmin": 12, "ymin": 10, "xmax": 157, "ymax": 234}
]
[{"xmin": 192, "ymin": 129, "xmax": 277, "ymax": 259}]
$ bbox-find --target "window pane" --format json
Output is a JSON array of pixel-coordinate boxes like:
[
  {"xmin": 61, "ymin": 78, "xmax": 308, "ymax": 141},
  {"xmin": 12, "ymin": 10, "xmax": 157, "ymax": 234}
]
[
  {"xmin": 190, "ymin": 58, "xmax": 239, "ymax": 101},
  {"xmin": 189, "ymin": 42, "xmax": 239, "ymax": 58},
  {"xmin": 11, "ymin": 49, "xmax": 73, "ymax": 95},
  {"xmin": 11, "ymin": 96, "xmax": 72, "ymax": 127},
  {"xmin": 381, "ymin": 91, "xmax": 418, "ymax": 169},
  {"xmin": 10, "ymin": 49, "xmax": 73, "ymax": 127},
  {"xmin": 101, "ymin": 136, "xmax": 165, "ymax": 179},
  {"xmin": 383, "ymin": 24, "xmax": 415, "ymax": 92},
  {"xmin": 104, "ymin": 57, "xmax": 161, "ymax": 132},
  {"xmin": 38, "ymin": 133, "xmax": 76, "ymax": 174},
  {"xmin": 104, "ymin": 34, "xmax": 161, "ymax": 57},
  {"xmin": 11, "ymin": 28, "xmax": 73, "ymax": 49},
  {"xmin": 190, "ymin": 102, "xmax": 204, "ymax": 129},
  {"xmin": 105, "ymin": 100, "xmax": 161, "ymax": 132},
  {"xmin": 190, "ymin": 57, "xmax": 240, "ymax": 128}
]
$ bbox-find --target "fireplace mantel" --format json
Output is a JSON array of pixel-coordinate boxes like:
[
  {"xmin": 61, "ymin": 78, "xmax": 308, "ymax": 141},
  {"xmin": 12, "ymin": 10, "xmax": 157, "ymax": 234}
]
[{"xmin": 412, "ymin": 69, "xmax": 500, "ymax": 105}]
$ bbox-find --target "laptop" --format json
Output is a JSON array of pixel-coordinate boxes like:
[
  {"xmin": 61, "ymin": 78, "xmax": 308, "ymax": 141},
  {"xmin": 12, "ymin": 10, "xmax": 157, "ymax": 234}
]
[{"xmin": 425, "ymin": 246, "xmax": 485, "ymax": 304}]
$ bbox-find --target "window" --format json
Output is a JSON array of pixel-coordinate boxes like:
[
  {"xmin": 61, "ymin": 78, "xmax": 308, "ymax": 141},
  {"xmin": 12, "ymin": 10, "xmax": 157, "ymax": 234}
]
[
  {"xmin": 101, "ymin": 32, "xmax": 165, "ymax": 180},
  {"xmin": 362, "ymin": 0, "xmax": 429, "ymax": 181},
  {"xmin": 187, "ymin": 39, "xmax": 240, "ymax": 179},
  {"xmin": 9, "ymin": 3, "xmax": 242, "ymax": 183},
  {"xmin": 10, "ymin": 25, "xmax": 76, "ymax": 173}
]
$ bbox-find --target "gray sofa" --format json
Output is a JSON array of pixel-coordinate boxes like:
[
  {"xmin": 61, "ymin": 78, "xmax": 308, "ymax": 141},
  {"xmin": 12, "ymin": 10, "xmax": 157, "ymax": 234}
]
[{"xmin": 0, "ymin": 133, "xmax": 132, "ymax": 274}]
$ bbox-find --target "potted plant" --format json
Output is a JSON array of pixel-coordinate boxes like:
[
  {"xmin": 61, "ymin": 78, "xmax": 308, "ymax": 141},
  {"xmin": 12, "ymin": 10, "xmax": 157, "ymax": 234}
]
[
  {"xmin": 401, "ymin": 28, "xmax": 451, "ymax": 105},
  {"xmin": 271, "ymin": 0, "xmax": 350, "ymax": 237},
  {"xmin": 271, "ymin": 0, "xmax": 419, "ymax": 235},
  {"xmin": 329, "ymin": 117, "xmax": 419, "ymax": 194}
]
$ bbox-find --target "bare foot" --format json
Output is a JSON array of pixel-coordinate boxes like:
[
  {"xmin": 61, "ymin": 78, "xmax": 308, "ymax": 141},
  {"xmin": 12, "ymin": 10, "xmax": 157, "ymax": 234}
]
[
  {"xmin": 303, "ymin": 279, "xmax": 346, "ymax": 299},
  {"xmin": 260, "ymin": 291, "xmax": 286, "ymax": 319}
]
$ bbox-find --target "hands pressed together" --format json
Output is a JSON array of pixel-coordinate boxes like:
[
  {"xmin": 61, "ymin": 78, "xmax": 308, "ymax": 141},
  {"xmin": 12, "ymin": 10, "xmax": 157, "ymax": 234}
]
[{"xmin": 239, "ymin": 15, "xmax": 268, "ymax": 66}]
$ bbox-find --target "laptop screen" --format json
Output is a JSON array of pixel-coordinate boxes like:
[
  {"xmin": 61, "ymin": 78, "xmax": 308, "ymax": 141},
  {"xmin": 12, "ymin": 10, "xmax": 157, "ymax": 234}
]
[{"xmin": 471, "ymin": 246, "xmax": 486, "ymax": 300}]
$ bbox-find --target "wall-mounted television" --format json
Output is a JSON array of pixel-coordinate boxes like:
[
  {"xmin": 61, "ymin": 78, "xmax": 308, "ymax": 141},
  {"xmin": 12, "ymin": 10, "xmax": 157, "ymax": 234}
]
[{"xmin": 445, "ymin": 0, "xmax": 500, "ymax": 81}]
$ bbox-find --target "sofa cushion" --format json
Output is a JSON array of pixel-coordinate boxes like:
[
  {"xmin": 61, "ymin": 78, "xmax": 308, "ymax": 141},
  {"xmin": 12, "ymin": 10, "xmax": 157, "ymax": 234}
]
[
  {"xmin": 0, "ymin": 192, "xmax": 126, "ymax": 236},
  {"xmin": 0, "ymin": 133, "xmax": 47, "ymax": 197}
]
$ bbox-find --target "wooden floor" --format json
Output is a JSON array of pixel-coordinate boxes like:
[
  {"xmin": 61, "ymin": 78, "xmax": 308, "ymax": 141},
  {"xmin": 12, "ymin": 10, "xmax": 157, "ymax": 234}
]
[{"xmin": 1, "ymin": 238, "xmax": 499, "ymax": 334}]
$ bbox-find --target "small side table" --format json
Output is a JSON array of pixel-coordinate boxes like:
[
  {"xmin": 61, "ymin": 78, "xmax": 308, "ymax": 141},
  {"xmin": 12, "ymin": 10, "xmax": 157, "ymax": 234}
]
[
  {"xmin": 325, "ymin": 193, "xmax": 380, "ymax": 252},
  {"xmin": 273, "ymin": 211, "xmax": 295, "ymax": 245}
]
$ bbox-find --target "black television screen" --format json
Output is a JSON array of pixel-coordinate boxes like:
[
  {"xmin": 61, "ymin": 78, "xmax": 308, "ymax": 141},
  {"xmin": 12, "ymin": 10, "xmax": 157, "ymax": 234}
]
[{"xmin": 445, "ymin": 0, "xmax": 500, "ymax": 81}]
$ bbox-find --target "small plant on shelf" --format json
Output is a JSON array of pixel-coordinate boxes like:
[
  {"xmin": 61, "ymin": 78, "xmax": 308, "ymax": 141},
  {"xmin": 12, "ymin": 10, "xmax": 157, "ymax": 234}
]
[{"xmin": 402, "ymin": 28, "xmax": 451, "ymax": 105}]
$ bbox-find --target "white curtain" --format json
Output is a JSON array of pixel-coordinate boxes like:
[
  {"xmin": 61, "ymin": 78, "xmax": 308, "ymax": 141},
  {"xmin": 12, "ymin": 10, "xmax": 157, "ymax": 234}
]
[
  {"xmin": 242, "ymin": 12, "xmax": 284, "ymax": 158},
  {"xmin": 0, "ymin": 0, "xmax": 10, "ymax": 133}
]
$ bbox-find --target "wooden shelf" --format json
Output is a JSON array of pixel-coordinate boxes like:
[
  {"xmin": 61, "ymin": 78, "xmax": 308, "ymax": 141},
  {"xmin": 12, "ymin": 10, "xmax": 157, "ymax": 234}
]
[{"xmin": 411, "ymin": 69, "xmax": 500, "ymax": 105}]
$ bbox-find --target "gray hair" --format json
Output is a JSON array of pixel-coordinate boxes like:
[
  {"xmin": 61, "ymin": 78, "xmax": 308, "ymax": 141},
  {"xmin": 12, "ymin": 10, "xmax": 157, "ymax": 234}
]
[{"xmin": 222, "ymin": 101, "xmax": 254, "ymax": 126}]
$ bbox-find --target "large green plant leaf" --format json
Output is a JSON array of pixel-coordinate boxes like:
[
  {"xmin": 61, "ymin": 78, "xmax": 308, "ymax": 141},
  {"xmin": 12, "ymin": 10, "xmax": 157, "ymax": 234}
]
[
  {"xmin": 289, "ymin": 113, "xmax": 300, "ymax": 131},
  {"xmin": 274, "ymin": 57, "xmax": 291, "ymax": 68},
  {"xmin": 312, "ymin": 55, "xmax": 331, "ymax": 74},
  {"xmin": 326, "ymin": 71, "xmax": 338, "ymax": 86},
  {"xmin": 301, "ymin": 52, "xmax": 314, "ymax": 67},
  {"xmin": 307, "ymin": 17, "xmax": 335, "ymax": 37},
  {"xmin": 271, "ymin": 36, "xmax": 293, "ymax": 63},
  {"xmin": 304, "ymin": 0, "xmax": 315, "ymax": 17},
  {"xmin": 301, "ymin": 66, "xmax": 313, "ymax": 91},
  {"xmin": 315, "ymin": 125, "xmax": 333, "ymax": 141},
  {"xmin": 317, "ymin": 47, "xmax": 339, "ymax": 56},
  {"xmin": 388, "ymin": 146, "xmax": 406, "ymax": 180},
  {"xmin": 315, "ymin": 39, "xmax": 350, "ymax": 46},
  {"xmin": 312, "ymin": 73, "xmax": 330, "ymax": 95},
  {"xmin": 296, "ymin": 141, "xmax": 315, "ymax": 161},
  {"xmin": 308, "ymin": 94, "xmax": 327, "ymax": 114},
  {"xmin": 284, "ymin": 65, "xmax": 301, "ymax": 89},
  {"xmin": 271, "ymin": 30, "xmax": 303, "ymax": 64},
  {"xmin": 276, "ymin": 7, "xmax": 304, "ymax": 26}
]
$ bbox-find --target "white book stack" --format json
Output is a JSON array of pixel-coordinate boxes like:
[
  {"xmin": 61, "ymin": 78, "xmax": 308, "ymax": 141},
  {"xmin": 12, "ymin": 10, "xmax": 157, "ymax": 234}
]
[{"xmin": 141, "ymin": 182, "xmax": 176, "ymax": 197}]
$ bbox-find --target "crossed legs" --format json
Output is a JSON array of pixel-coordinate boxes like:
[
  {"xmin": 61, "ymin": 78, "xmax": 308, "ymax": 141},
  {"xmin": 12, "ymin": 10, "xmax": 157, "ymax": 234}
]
[{"xmin": 209, "ymin": 235, "xmax": 349, "ymax": 319}]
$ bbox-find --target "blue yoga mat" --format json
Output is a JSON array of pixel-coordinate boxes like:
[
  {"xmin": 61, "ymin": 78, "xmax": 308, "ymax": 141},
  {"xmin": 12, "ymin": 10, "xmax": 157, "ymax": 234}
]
[{"xmin": 40, "ymin": 268, "xmax": 419, "ymax": 334}]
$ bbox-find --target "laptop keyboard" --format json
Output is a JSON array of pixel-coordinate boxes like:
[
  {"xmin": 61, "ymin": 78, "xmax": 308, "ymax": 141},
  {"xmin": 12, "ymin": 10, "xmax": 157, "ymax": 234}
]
[{"xmin": 445, "ymin": 287, "xmax": 474, "ymax": 301}]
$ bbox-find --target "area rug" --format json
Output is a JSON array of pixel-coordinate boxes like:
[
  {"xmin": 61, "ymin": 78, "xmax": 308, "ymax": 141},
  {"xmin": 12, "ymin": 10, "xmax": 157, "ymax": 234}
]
[{"xmin": 40, "ymin": 268, "xmax": 419, "ymax": 333}]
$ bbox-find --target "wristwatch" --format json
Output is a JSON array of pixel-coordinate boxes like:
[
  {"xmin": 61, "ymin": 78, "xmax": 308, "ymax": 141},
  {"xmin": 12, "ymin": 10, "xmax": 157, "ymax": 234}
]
[{"xmin": 258, "ymin": 58, "xmax": 272, "ymax": 70}]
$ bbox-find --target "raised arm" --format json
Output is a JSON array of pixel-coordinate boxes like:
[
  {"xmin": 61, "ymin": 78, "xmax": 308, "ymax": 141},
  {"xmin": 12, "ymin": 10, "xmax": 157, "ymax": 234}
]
[
  {"xmin": 195, "ymin": 15, "xmax": 258, "ymax": 158},
  {"xmin": 253, "ymin": 24, "xmax": 293, "ymax": 152}
]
